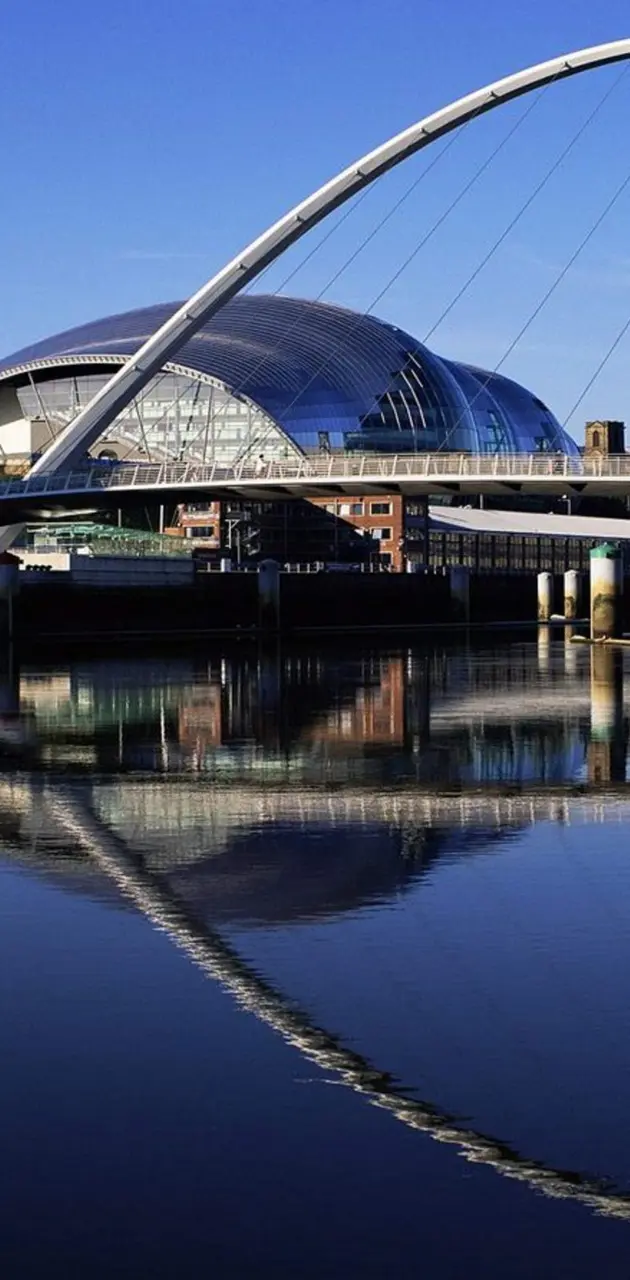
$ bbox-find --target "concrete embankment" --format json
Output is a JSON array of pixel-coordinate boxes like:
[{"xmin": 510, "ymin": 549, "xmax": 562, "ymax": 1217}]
[{"xmin": 12, "ymin": 568, "xmax": 539, "ymax": 645}]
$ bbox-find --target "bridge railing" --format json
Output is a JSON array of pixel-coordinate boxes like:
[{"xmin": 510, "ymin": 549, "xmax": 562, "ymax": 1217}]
[{"xmin": 3, "ymin": 451, "xmax": 630, "ymax": 497}]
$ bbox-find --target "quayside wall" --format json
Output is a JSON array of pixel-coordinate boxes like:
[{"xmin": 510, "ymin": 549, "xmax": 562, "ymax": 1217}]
[{"xmin": 12, "ymin": 570, "xmax": 540, "ymax": 644}]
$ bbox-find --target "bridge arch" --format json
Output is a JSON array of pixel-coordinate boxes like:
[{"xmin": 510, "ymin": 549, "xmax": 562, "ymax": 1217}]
[{"xmin": 13, "ymin": 39, "xmax": 630, "ymax": 487}]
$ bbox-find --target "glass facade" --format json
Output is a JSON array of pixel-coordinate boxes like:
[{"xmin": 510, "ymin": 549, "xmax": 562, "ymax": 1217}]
[
  {"xmin": 14, "ymin": 371, "xmax": 296, "ymax": 466},
  {"xmin": 0, "ymin": 295, "xmax": 579, "ymax": 461}
]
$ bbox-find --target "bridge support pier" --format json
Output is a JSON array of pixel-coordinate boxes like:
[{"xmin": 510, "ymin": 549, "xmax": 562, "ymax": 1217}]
[
  {"xmin": 0, "ymin": 554, "xmax": 20, "ymax": 645},
  {"xmin": 563, "ymin": 569, "xmax": 580, "ymax": 623},
  {"xmin": 590, "ymin": 544, "xmax": 622, "ymax": 639},
  {"xmin": 449, "ymin": 566, "xmax": 470, "ymax": 624},
  {"xmin": 258, "ymin": 559, "xmax": 281, "ymax": 632},
  {"xmin": 537, "ymin": 572, "xmax": 553, "ymax": 622}
]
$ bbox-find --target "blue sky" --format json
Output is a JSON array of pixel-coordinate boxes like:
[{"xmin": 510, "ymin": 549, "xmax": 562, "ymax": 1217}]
[{"xmin": 2, "ymin": 0, "xmax": 630, "ymax": 440}]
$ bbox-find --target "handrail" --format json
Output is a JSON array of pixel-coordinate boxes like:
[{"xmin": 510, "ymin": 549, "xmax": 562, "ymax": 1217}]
[{"xmin": 3, "ymin": 452, "xmax": 630, "ymax": 499}]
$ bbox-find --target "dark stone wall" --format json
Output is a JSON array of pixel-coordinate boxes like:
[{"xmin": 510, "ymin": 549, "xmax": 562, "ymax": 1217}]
[{"xmin": 13, "ymin": 569, "xmax": 540, "ymax": 643}]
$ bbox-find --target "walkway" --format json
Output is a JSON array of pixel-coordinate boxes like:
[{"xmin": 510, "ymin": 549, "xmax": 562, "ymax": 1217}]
[{"xmin": 3, "ymin": 452, "xmax": 630, "ymax": 519}]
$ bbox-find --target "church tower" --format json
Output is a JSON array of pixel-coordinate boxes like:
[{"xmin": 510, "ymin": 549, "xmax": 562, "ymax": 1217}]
[{"xmin": 584, "ymin": 420, "xmax": 625, "ymax": 455}]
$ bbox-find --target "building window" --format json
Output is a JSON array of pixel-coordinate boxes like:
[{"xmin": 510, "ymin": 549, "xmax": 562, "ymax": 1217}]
[
  {"xmin": 592, "ymin": 430, "xmax": 601, "ymax": 449},
  {"xmin": 349, "ymin": 503, "xmax": 364, "ymax": 515},
  {"xmin": 188, "ymin": 526, "xmax": 215, "ymax": 538},
  {"xmin": 370, "ymin": 502, "xmax": 391, "ymax": 515},
  {"xmin": 372, "ymin": 527, "xmax": 392, "ymax": 542}
]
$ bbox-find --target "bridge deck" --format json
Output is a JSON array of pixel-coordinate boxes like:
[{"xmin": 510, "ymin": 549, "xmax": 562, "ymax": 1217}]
[{"xmin": 3, "ymin": 453, "xmax": 630, "ymax": 520}]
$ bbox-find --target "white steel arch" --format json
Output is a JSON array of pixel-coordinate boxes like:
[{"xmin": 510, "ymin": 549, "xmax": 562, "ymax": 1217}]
[{"xmin": 12, "ymin": 39, "xmax": 630, "ymax": 488}]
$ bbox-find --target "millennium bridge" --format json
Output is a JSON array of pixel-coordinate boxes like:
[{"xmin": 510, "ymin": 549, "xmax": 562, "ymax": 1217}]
[
  {"xmin": 2, "ymin": 39, "xmax": 630, "ymax": 547},
  {"xmin": 3, "ymin": 451, "xmax": 630, "ymax": 523}
]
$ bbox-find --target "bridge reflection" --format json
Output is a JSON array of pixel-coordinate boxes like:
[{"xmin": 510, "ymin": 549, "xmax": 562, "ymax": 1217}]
[
  {"xmin": 8, "ymin": 778, "xmax": 630, "ymax": 1222},
  {"xmin": 0, "ymin": 634, "xmax": 628, "ymax": 926},
  {"xmin": 2, "ymin": 638, "xmax": 630, "ymax": 1216}
]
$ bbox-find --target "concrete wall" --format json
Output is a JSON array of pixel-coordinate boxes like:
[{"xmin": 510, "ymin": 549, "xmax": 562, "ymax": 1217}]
[
  {"xmin": 11, "ymin": 568, "xmax": 567, "ymax": 645},
  {"xmin": 19, "ymin": 551, "xmax": 72, "ymax": 572},
  {"xmin": 69, "ymin": 554, "xmax": 195, "ymax": 587},
  {"xmin": 0, "ymin": 390, "xmax": 49, "ymax": 456}
]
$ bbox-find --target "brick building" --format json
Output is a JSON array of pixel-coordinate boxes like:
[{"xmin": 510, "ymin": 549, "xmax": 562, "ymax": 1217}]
[{"xmin": 167, "ymin": 494, "xmax": 429, "ymax": 570}]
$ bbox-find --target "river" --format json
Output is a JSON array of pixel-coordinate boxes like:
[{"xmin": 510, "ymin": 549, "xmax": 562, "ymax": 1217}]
[{"xmin": 2, "ymin": 634, "xmax": 630, "ymax": 1277}]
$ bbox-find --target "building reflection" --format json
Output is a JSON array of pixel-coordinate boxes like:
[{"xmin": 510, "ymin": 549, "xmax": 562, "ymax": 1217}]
[
  {"xmin": 3, "ymin": 644, "xmax": 630, "ymax": 1220},
  {"xmin": 0, "ymin": 636, "xmax": 625, "ymax": 788},
  {"xmin": 0, "ymin": 633, "xmax": 628, "ymax": 931}
]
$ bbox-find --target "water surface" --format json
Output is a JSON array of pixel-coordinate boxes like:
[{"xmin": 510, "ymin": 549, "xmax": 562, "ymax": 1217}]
[{"xmin": 3, "ymin": 636, "xmax": 630, "ymax": 1276}]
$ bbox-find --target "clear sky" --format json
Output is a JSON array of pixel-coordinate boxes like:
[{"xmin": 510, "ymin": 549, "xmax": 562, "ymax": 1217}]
[{"xmin": 2, "ymin": 0, "xmax": 630, "ymax": 441}]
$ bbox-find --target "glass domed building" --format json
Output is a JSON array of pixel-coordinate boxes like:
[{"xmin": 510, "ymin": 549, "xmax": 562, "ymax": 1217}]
[{"xmin": 0, "ymin": 294, "xmax": 578, "ymax": 464}]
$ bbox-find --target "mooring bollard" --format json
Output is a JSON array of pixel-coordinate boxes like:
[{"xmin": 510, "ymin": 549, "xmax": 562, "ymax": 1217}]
[
  {"xmin": 563, "ymin": 569, "xmax": 580, "ymax": 622},
  {"xmin": 258, "ymin": 559, "xmax": 281, "ymax": 631},
  {"xmin": 449, "ymin": 566, "xmax": 470, "ymax": 624},
  {"xmin": 537, "ymin": 571, "xmax": 553, "ymax": 622},
  {"xmin": 590, "ymin": 543, "xmax": 622, "ymax": 640}
]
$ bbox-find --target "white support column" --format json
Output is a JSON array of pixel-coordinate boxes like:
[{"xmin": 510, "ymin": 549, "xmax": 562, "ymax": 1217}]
[
  {"xmin": 563, "ymin": 569, "xmax": 580, "ymax": 621},
  {"xmin": 590, "ymin": 544, "xmax": 622, "ymax": 639},
  {"xmin": 537, "ymin": 571, "xmax": 553, "ymax": 622}
]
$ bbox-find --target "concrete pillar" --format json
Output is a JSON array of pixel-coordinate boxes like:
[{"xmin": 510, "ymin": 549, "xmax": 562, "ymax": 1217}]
[
  {"xmin": 590, "ymin": 543, "xmax": 622, "ymax": 639},
  {"xmin": 0, "ymin": 555, "xmax": 20, "ymax": 643},
  {"xmin": 588, "ymin": 646, "xmax": 626, "ymax": 783},
  {"xmin": 563, "ymin": 569, "xmax": 580, "ymax": 622},
  {"xmin": 220, "ymin": 558, "xmax": 232, "ymax": 573},
  {"xmin": 537, "ymin": 571, "xmax": 553, "ymax": 622},
  {"xmin": 258, "ymin": 559, "xmax": 281, "ymax": 631},
  {"xmin": 449, "ymin": 566, "xmax": 470, "ymax": 623}
]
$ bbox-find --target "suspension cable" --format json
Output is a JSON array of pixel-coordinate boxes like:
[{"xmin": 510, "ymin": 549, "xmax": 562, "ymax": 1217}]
[
  {"xmin": 181, "ymin": 126, "xmax": 468, "ymax": 461},
  {"xmin": 563, "ymin": 312, "xmax": 630, "ymax": 428},
  {"xmin": 89, "ymin": 66, "xmax": 624, "ymax": 468},
  {"xmin": 423, "ymin": 60, "xmax": 630, "ymax": 344},
  {"xmin": 220, "ymin": 71, "xmax": 624, "ymax": 466},
  {"xmin": 436, "ymin": 152, "xmax": 630, "ymax": 452},
  {"xmin": 244, "ymin": 62, "xmax": 629, "ymax": 463},
  {"xmin": 176, "ymin": 78, "xmax": 555, "ymax": 463},
  {"xmin": 100, "ymin": 128, "xmax": 463, "ymax": 466}
]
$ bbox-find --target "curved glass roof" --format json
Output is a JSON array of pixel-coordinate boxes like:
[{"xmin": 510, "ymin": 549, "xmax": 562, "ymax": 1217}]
[{"xmin": 0, "ymin": 295, "xmax": 578, "ymax": 455}]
